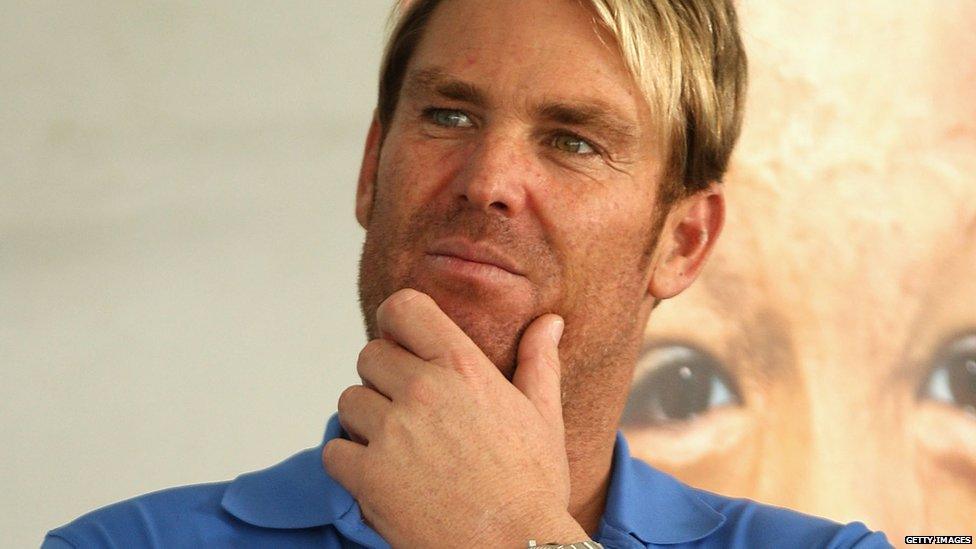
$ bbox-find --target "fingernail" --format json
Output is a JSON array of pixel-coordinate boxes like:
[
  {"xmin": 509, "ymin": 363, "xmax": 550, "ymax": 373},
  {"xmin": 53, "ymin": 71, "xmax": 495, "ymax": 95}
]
[{"xmin": 549, "ymin": 317, "xmax": 565, "ymax": 345}]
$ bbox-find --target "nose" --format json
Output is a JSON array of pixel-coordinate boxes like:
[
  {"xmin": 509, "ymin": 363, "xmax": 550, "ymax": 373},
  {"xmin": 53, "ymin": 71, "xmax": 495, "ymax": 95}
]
[{"xmin": 451, "ymin": 131, "xmax": 530, "ymax": 217}]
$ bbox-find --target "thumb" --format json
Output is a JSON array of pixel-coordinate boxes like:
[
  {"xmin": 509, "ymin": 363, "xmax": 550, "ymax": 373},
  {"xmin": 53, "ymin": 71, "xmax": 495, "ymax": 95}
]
[{"xmin": 512, "ymin": 314, "xmax": 565, "ymax": 428}]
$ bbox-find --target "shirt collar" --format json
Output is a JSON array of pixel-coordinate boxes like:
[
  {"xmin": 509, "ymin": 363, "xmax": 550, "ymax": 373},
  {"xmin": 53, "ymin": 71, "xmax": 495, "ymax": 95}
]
[
  {"xmin": 601, "ymin": 433, "xmax": 726, "ymax": 545},
  {"xmin": 221, "ymin": 414, "xmax": 726, "ymax": 545},
  {"xmin": 221, "ymin": 415, "xmax": 354, "ymax": 529}
]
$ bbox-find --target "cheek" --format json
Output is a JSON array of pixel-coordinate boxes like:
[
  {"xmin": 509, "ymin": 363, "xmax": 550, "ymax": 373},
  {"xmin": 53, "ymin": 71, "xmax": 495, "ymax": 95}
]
[
  {"xmin": 374, "ymin": 149, "xmax": 426, "ymax": 216},
  {"xmin": 363, "ymin": 138, "xmax": 443, "ymax": 278},
  {"xmin": 554, "ymin": 197, "xmax": 657, "ymax": 284},
  {"xmin": 375, "ymin": 128, "xmax": 462, "ymax": 211}
]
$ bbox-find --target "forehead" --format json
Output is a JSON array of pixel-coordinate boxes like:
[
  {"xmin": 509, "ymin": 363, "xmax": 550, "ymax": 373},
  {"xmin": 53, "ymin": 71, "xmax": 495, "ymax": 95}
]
[{"xmin": 404, "ymin": 0, "xmax": 643, "ymax": 111}]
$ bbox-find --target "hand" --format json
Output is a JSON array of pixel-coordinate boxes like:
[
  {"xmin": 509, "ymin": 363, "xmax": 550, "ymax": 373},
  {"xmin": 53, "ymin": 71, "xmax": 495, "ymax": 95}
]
[{"xmin": 322, "ymin": 288, "xmax": 588, "ymax": 548}]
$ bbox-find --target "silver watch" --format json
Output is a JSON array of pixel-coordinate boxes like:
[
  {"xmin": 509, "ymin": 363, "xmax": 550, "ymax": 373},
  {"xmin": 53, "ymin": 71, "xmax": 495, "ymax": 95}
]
[{"xmin": 527, "ymin": 540, "xmax": 604, "ymax": 549}]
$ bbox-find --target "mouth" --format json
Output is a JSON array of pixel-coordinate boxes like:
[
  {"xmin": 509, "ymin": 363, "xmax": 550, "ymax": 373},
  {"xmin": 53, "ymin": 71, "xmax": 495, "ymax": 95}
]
[{"xmin": 426, "ymin": 238, "xmax": 525, "ymax": 278}]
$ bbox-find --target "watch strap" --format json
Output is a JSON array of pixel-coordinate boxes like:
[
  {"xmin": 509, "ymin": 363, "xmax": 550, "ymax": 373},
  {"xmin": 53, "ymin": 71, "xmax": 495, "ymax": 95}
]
[{"xmin": 527, "ymin": 540, "xmax": 604, "ymax": 548}]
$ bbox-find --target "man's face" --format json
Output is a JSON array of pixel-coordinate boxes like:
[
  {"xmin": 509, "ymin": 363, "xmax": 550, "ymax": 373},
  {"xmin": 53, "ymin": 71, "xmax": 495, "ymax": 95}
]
[
  {"xmin": 622, "ymin": 0, "xmax": 976, "ymax": 539},
  {"xmin": 357, "ymin": 0, "xmax": 670, "ymax": 380}
]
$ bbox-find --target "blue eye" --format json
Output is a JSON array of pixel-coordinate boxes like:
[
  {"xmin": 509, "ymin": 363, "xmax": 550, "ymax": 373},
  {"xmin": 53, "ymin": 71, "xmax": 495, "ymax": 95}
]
[
  {"xmin": 551, "ymin": 134, "xmax": 596, "ymax": 155},
  {"xmin": 622, "ymin": 344, "xmax": 742, "ymax": 427},
  {"xmin": 427, "ymin": 108, "xmax": 474, "ymax": 128},
  {"xmin": 918, "ymin": 332, "xmax": 976, "ymax": 417}
]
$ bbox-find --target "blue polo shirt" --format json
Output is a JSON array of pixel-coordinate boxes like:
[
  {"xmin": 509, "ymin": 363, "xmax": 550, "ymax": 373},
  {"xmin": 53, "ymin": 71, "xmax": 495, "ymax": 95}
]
[{"xmin": 44, "ymin": 415, "xmax": 890, "ymax": 548}]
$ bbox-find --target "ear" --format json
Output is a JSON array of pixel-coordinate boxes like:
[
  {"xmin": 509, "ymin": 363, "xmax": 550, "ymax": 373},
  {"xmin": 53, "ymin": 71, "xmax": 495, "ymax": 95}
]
[
  {"xmin": 648, "ymin": 182, "xmax": 725, "ymax": 299},
  {"xmin": 355, "ymin": 114, "xmax": 383, "ymax": 229}
]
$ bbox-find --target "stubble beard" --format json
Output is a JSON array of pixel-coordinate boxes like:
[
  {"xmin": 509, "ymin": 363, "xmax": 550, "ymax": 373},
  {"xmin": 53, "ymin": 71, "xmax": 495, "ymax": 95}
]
[
  {"xmin": 356, "ymin": 186, "xmax": 670, "ymax": 392},
  {"xmin": 356, "ymin": 195, "xmax": 556, "ymax": 378}
]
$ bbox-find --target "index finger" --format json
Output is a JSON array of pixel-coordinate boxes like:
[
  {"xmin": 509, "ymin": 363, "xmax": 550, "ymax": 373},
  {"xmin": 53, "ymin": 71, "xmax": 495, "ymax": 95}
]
[{"xmin": 375, "ymin": 288, "xmax": 482, "ymax": 371}]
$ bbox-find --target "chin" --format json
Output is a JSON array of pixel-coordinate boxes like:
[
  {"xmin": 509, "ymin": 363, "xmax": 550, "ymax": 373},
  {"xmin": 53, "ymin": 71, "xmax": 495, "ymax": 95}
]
[
  {"xmin": 359, "ymin": 253, "xmax": 538, "ymax": 378},
  {"xmin": 421, "ymin": 285, "xmax": 526, "ymax": 377}
]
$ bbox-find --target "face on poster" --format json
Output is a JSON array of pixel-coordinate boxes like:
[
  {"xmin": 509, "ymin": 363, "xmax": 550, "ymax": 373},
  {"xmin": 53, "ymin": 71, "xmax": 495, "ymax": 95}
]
[{"xmin": 622, "ymin": 0, "xmax": 976, "ymax": 540}]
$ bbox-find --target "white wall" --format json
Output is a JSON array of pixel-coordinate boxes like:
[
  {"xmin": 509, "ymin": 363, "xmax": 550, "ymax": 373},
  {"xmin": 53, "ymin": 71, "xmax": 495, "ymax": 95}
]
[{"xmin": 1, "ymin": 2, "xmax": 391, "ymax": 546}]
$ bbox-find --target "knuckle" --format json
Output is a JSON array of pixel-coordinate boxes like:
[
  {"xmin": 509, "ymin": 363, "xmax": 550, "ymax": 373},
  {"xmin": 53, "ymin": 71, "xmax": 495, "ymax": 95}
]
[
  {"xmin": 321, "ymin": 439, "xmax": 340, "ymax": 466},
  {"xmin": 336, "ymin": 385, "xmax": 360, "ymax": 411},
  {"xmin": 444, "ymin": 346, "xmax": 469, "ymax": 367},
  {"xmin": 357, "ymin": 339, "xmax": 386, "ymax": 373},
  {"xmin": 403, "ymin": 373, "xmax": 436, "ymax": 405},
  {"xmin": 378, "ymin": 408, "xmax": 408, "ymax": 437},
  {"xmin": 446, "ymin": 347, "xmax": 483, "ymax": 378}
]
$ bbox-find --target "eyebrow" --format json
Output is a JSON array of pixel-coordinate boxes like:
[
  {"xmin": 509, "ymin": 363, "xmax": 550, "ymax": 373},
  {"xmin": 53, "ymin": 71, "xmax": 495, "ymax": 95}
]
[
  {"xmin": 403, "ymin": 67, "xmax": 489, "ymax": 108},
  {"xmin": 536, "ymin": 101, "xmax": 639, "ymax": 145},
  {"xmin": 402, "ymin": 67, "xmax": 640, "ymax": 146}
]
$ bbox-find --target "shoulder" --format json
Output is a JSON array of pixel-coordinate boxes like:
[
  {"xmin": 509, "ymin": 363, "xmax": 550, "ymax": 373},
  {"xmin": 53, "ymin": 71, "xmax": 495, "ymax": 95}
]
[
  {"xmin": 605, "ymin": 437, "xmax": 891, "ymax": 548},
  {"xmin": 599, "ymin": 443, "xmax": 891, "ymax": 548},
  {"xmin": 42, "ymin": 442, "xmax": 345, "ymax": 549},
  {"xmin": 690, "ymin": 488, "xmax": 892, "ymax": 548},
  {"xmin": 43, "ymin": 481, "xmax": 232, "ymax": 548}
]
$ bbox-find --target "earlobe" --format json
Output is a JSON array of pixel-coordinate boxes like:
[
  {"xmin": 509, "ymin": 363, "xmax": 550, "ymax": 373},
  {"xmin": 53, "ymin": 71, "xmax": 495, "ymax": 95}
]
[
  {"xmin": 648, "ymin": 183, "xmax": 725, "ymax": 300},
  {"xmin": 355, "ymin": 115, "xmax": 383, "ymax": 229}
]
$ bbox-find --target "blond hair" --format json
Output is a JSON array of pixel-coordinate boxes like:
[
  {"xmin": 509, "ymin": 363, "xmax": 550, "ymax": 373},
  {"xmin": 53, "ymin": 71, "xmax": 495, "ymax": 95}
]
[{"xmin": 377, "ymin": 0, "xmax": 747, "ymax": 202}]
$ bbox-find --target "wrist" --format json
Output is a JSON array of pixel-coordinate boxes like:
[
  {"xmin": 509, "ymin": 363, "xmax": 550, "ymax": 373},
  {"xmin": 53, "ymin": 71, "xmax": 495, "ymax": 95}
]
[
  {"xmin": 515, "ymin": 511, "xmax": 590, "ymax": 548},
  {"xmin": 527, "ymin": 542, "xmax": 603, "ymax": 549},
  {"xmin": 478, "ymin": 499, "xmax": 589, "ymax": 548}
]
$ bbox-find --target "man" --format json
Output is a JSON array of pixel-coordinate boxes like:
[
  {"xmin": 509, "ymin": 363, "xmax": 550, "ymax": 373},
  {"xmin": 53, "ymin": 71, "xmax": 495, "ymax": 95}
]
[{"xmin": 44, "ymin": 0, "xmax": 891, "ymax": 547}]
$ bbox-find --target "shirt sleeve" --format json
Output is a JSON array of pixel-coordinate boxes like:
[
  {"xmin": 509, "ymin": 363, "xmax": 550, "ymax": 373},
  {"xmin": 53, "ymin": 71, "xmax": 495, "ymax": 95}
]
[{"xmin": 40, "ymin": 534, "xmax": 78, "ymax": 549}]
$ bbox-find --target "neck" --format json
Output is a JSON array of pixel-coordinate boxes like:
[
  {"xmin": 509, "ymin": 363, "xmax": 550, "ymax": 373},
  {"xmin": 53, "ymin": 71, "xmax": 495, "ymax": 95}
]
[{"xmin": 560, "ymin": 366, "xmax": 634, "ymax": 536}]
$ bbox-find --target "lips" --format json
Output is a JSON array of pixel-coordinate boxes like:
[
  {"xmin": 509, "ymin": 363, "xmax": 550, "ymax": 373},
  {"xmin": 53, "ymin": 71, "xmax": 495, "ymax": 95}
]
[{"xmin": 427, "ymin": 238, "xmax": 524, "ymax": 276}]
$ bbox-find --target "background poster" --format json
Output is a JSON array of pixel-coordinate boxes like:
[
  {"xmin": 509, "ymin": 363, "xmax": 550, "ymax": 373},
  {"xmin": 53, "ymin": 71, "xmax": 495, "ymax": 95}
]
[
  {"xmin": 624, "ymin": 1, "xmax": 976, "ymax": 542},
  {"xmin": 3, "ymin": 2, "xmax": 972, "ymax": 547}
]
